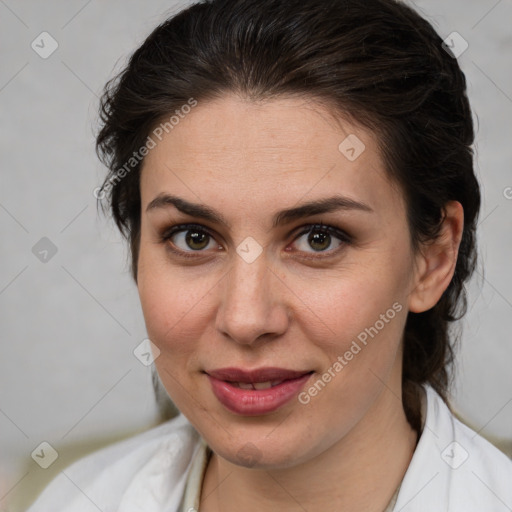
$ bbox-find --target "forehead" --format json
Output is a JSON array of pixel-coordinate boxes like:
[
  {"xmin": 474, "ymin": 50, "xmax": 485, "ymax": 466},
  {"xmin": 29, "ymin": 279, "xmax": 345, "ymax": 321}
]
[{"xmin": 140, "ymin": 94, "xmax": 403, "ymax": 218}]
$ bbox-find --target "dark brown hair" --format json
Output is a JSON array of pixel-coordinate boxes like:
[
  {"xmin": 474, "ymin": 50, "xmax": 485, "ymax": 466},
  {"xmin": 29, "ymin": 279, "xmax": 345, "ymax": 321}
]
[{"xmin": 96, "ymin": 0, "xmax": 481, "ymax": 431}]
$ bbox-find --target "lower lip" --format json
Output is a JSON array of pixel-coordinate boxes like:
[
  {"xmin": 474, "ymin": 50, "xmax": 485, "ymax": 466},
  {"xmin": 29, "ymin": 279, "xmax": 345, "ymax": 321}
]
[{"xmin": 207, "ymin": 373, "xmax": 312, "ymax": 416}]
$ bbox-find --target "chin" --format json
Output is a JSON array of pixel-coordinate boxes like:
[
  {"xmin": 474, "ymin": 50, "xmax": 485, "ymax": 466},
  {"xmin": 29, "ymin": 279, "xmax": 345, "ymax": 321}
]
[{"xmin": 205, "ymin": 427, "xmax": 318, "ymax": 470}]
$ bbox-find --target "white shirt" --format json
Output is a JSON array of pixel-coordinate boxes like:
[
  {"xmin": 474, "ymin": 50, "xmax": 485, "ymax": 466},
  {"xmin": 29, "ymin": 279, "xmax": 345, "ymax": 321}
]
[{"xmin": 27, "ymin": 385, "xmax": 512, "ymax": 511}]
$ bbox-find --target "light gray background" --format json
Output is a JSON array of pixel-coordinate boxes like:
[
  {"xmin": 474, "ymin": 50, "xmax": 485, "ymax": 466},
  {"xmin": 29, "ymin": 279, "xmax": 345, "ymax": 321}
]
[{"xmin": 1, "ymin": 0, "xmax": 511, "ymax": 510}]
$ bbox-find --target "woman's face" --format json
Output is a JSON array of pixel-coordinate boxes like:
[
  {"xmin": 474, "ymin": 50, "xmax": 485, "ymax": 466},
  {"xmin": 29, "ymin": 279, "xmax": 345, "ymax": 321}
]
[{"xmin": 137, "ymin": 94, "xmax": 420, "ymax": 469}]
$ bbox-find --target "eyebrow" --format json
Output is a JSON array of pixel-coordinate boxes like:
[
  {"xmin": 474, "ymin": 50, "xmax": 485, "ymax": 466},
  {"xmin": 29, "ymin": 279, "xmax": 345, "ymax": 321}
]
[{"xmin": 146, "ymin": 193, "xmax": 373, "ymax": 228}]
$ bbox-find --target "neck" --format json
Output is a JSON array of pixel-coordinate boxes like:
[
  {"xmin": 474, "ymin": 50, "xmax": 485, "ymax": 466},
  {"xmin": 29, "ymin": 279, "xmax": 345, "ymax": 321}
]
[{"xmin": 200, "ymin": 384, "xmax": 419, "ymax": 512}]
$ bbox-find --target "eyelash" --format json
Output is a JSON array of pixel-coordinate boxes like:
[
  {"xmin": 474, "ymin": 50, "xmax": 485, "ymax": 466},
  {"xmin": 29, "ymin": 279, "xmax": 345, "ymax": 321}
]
[{"xmin": 159, "ymin": 222, "xmax": 352, "ymax": 260}]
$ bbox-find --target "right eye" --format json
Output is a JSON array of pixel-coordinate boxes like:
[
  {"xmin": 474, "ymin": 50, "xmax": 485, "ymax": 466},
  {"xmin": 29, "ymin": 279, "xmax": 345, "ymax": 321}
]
[{"xmin": 160, "ymin": 223, "xmax": 222, "ymax": 257}]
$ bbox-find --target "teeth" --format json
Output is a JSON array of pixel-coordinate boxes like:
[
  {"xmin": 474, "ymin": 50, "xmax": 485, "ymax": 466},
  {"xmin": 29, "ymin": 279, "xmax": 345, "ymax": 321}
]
[
  {"xmin": 253, "ymin": 381, "xmax": 273, "ymax": 390},
  {"xmin": 232, "ymin": 380, "xmax": 284, "ymax": 390},
  {"xmin": 237, "ymin": 382, "xmax": 254, "ymax": 390}
]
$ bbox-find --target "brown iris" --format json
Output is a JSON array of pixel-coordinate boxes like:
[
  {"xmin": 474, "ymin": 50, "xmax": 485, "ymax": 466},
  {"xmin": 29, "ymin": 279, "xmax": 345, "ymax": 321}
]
[
  {"xmin": 308, "ymin": 229, "xmax": 331, "ymax": 251},
  {"xmin": 186, "ymin": 229, "xmax": 210, "ymax": 250}
]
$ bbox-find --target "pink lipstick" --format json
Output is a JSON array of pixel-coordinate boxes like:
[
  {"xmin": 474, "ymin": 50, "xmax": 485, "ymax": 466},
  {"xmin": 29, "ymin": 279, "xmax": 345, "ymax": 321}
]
[{"xmin": 206, "ymin": 367, "xmax": 313, "ymax": 415}]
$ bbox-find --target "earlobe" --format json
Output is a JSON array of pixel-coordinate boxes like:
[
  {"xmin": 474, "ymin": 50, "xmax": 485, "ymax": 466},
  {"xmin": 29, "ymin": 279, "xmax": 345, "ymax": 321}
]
[{"xmin": 408, "ymin": 201, "xmax": 464, "ymax": 313}]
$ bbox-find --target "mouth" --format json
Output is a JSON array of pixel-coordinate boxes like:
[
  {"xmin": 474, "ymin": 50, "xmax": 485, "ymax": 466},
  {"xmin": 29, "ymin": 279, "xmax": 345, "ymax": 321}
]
[{"xmin": 205, "ymin": 367, "xmax": 314, "ymax": 416}]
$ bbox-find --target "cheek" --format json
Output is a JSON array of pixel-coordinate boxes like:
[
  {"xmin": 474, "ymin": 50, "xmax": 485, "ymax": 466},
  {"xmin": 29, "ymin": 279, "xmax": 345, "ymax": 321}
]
[
  {"xmin": 294, "ymin": 275, "xmax": 408, "ymax": 429},
  {"xmin": 293, "ymin": 250, "xmax": 411, "ymax": 348},
  {"xmin": 137, "ymin": 246, "xmax": 201, "ymax": 355},
  {"xmin": 291, "ymin": 252, "xmax": 411, "ymax": 409},
  {"xmin": 137, "ymin": 256, "xmax": 210, "ymax": 410},
  {"xmin": 304, "ymin": 280, "xmax": 407, "ymax": 380}
]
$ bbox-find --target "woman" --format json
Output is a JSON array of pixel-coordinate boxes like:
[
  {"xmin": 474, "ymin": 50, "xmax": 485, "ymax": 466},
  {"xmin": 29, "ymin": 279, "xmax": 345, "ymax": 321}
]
[{"xmin": 27, "ymin": 0, "xmax": 512, "ymax": 510}]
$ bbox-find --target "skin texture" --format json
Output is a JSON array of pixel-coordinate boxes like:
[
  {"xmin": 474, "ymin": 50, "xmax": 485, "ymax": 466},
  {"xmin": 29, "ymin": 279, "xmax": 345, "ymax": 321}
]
[{"xmin": 137, "ymin": 94, "xmax": 464, "ymax": 512}]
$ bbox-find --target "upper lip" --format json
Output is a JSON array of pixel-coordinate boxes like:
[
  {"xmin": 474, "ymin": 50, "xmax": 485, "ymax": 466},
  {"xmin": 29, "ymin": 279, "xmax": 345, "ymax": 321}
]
[{"xmin": 206, "ymin": 367, "xmax": 312, "ymax": 383}]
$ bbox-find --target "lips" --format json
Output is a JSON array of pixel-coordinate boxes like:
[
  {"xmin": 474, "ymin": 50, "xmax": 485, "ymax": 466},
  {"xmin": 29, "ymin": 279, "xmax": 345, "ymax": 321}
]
[{"xmin": 206, "ymin": 367, "xmax": 313, "ymax": 415}]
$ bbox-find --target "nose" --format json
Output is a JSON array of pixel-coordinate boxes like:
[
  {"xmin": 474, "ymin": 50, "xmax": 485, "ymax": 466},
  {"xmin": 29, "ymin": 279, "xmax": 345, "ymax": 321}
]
[{"xmin": 215, "ymin": 249, "xmax": 289, "ymax": 346}]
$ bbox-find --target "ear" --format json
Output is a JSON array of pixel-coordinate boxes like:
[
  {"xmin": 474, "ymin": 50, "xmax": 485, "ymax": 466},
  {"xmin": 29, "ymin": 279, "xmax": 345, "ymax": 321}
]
[{"xmin": 408, "ymin": 201, "xmax": 464, "ymax": 313}]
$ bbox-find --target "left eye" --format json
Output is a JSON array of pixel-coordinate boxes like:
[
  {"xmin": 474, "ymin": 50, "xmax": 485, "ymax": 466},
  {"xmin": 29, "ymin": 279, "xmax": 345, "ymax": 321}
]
[{"xmin": 291, "ymin": 224, "xmax": 349, "ymax": 254}]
